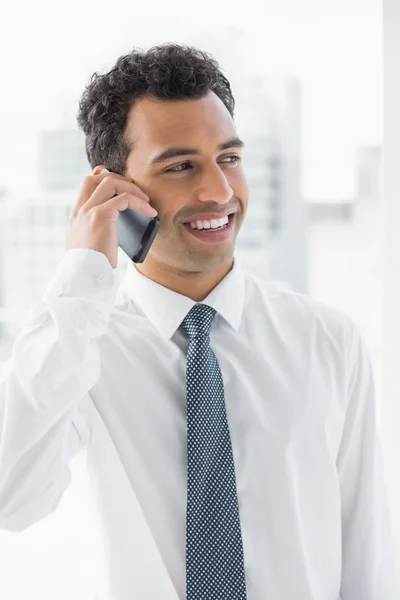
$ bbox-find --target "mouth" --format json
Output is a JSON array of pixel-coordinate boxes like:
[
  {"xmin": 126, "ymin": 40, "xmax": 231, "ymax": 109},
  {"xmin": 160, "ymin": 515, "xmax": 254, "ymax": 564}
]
[{"xmin": 182, "ymin": 213, "xmax": 236, "ymax": 244}]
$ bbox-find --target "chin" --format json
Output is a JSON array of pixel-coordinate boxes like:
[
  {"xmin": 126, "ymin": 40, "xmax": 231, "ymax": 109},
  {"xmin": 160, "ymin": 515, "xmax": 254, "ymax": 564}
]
[{"xmin": 190, "ymin": 249, "xmax": 234, "ymax": 272}]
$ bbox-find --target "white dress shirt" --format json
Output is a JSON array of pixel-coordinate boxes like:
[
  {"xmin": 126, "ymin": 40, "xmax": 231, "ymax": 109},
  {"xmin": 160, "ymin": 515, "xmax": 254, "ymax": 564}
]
[{"xmin": 0, "ymin": 248, "xmax": 396, "ymax": 600}]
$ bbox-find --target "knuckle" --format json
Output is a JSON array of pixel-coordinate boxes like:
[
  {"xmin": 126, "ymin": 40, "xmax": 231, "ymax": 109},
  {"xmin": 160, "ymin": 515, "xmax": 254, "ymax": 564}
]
[
  {"xmin": 68, "ymin": 209, "xmax": 77, "ymax": 222},
  {"xmin": 77, "ymin": 204, "xmax": 88, "ymax": 217},
  {"xmin": 87, "ymin": 206, "xmax": 101, "ymax": 222},
  {"xmin": 95, "ymin": 175, "xmax": 108, "ymax": 190}
]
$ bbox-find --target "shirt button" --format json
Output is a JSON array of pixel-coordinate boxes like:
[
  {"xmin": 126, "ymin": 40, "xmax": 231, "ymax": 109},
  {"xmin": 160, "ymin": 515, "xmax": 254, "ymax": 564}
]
[{"xmin": 97, "ymin": 274, "xmax": 106, "ymax": 285}]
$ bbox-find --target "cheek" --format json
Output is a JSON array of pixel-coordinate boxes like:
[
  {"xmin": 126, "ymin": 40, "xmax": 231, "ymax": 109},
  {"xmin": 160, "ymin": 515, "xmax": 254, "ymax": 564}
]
[
  {"xmin": 149, "ymin": 182, "xmax": 188, "ymax": 214},
  {"xmin": 231, "ymin": 170, "xmax": 249, "ymax": 202},
  {"xmin": 151, "ymin": 168, "xmax": 249, "ymax": 210}
]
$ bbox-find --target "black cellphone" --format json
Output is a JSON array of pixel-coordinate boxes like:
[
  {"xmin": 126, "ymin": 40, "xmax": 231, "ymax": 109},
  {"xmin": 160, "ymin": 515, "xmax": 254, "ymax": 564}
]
[{"xmin": 103, "ymin": 168, "xmax": 160, "ymax": 263}]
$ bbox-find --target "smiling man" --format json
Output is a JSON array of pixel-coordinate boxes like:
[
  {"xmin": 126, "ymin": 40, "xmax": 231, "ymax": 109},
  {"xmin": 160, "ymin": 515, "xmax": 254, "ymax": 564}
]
[
  {"xmin": 119, "ymin": 90, "xmax": 248, "ymax": 300},
  {"xmin": 0, "ymin": 43, "xmax": 395, "ymax": 600}
]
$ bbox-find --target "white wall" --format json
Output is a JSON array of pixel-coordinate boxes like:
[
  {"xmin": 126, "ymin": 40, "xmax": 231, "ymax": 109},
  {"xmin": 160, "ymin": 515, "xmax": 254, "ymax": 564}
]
[{"xmin": 382, "ymin": 0, "xmax": 400, "ymax": 592}]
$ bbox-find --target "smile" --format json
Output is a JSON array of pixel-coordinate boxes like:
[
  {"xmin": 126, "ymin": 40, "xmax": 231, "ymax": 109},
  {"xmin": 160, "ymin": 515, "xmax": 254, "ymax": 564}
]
[{"xmin": 183, "ymin": 213, "xmax": 235, "ymax": 243}]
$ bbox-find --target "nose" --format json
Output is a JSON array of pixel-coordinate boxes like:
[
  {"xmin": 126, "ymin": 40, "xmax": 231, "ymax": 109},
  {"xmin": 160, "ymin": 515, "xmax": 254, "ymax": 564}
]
[{"xmin": 196, "ymin": 163, "xmax": 234, "ymax": 205}]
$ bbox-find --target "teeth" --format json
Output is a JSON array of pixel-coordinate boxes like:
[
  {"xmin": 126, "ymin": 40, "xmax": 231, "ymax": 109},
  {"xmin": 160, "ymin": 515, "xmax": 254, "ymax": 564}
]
[{"xmin": 189, "ymin": 215, "xmax": 229, "ymax": 230}]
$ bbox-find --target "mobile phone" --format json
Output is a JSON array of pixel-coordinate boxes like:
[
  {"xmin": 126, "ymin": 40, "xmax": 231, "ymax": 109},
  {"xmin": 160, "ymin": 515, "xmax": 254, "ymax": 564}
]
[{"xmin": 101, "ymin": 168, "xmax": 160, "ymax": 263}]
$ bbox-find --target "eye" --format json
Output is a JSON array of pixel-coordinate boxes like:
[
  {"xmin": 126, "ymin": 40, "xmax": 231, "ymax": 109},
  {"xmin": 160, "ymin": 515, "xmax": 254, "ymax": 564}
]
[
  {"xmin": 165, "ymin": 162, "xmax": 192, "ymax": 173},
  {"xmin": 164, "ymin": 155, "xmax": 241, "ymax": 174},
  {"xmin": 222, "ymin": 155, "xmax": 241, "ymax": 164}
]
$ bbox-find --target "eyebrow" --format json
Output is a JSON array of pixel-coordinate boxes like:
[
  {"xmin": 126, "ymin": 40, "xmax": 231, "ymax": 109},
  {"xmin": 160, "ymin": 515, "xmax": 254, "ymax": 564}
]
[{"xmin": 149, "ymin": 137, "xmax": 245, "ymax": 165}]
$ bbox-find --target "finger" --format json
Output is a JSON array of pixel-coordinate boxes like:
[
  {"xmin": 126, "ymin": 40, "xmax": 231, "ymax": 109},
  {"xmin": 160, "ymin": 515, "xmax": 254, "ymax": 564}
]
[
  {"xmin": 83, "ymin": 175, "xmax": 150, "ymax": 213},
  {"xmin": 73, "ymin": 165, "xmax": 113, "ymax": 214},
  {"xmin": 96, "ymin": 192, "xmax": 158, "ymax": 219},
  {"xmin": 98, "ymin": 168, "xmax": 150, "ymax": 205},
  {"xmin": 73, "ymin": 166, "xmax": 147, "ymax": 216}
]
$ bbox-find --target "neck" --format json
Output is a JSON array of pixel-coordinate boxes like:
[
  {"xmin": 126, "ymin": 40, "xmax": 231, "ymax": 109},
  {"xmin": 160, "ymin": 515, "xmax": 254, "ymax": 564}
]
[{"xmin": 135, "ymin": 256, "xmax": 234, "ymax": 301}]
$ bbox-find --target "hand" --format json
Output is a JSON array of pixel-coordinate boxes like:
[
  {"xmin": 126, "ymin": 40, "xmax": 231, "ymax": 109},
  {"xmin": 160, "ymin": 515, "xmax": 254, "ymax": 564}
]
[{"xmin": 66, "ymin": 166, "xmax": 157, "ymax": 268}]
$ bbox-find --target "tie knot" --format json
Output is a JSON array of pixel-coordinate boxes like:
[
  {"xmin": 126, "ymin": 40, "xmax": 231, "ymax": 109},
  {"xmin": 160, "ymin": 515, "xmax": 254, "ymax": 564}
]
[{"xmin": 181, "ymin": 304, "xmax": 217, "ymax": 340}]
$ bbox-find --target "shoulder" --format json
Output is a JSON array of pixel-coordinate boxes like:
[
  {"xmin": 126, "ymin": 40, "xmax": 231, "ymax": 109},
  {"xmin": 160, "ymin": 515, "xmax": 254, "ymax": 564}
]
[{"xmin": 243, "ymin": 271, "xmax": 359, "ymax": 343}]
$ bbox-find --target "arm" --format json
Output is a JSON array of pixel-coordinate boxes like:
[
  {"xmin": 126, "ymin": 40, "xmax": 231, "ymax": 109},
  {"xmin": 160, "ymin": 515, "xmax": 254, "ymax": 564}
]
[
  {"xmin": 337, "ymin": 320, "xmax": 396, "ymax": 599},
  {"xmin": 0, "ymin": 248, "xmax": 118, "ymax": 531}
]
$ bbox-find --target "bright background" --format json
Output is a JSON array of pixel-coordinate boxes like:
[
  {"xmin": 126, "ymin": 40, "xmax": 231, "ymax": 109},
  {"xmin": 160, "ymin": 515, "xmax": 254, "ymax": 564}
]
[{"xmin": 0, "ymin": 0, "xmax": 394, "ymax": 597}]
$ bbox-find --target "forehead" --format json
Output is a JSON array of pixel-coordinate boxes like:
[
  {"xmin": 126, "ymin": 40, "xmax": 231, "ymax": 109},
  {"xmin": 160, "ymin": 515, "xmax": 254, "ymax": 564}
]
[{"xmin": 125, "ymin": 92, "xmax": 237, "ymax": 152}]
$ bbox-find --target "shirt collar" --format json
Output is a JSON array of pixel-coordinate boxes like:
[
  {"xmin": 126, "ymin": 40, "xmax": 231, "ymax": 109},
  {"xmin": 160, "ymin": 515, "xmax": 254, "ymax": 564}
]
[{"xmin": 121, "ymin": 255, "xmax": 245, "ymax": 340}]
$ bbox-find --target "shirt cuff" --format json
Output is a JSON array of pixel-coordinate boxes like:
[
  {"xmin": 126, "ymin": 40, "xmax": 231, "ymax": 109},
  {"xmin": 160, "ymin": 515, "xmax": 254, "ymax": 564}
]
[{"xmin": 41, "ymin": 248, "xmax": 119, "ymax": 337}]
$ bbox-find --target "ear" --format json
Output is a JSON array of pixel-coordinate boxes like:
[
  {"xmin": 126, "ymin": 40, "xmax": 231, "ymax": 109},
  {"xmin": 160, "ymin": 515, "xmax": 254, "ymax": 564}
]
[{"xmin": 93, "ymin": 165, "xmax": 105, "ymax": 175}]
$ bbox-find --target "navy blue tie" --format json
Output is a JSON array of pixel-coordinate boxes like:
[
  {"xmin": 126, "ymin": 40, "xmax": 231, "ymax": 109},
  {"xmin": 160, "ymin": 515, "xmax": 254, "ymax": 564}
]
[{"xmin": 181, "ymin": 303, "xmax": 247, "ymax": 599}]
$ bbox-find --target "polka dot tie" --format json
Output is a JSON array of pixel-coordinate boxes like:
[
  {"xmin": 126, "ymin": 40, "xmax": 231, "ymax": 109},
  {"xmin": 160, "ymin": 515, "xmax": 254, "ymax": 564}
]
[{"xmin": 180, "ymin": 303, "xmax": 247, "ymax": 600}]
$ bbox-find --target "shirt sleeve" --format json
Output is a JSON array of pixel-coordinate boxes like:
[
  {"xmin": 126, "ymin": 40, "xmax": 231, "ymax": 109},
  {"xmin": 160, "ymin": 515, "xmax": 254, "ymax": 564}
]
[
  {"xmin": 337, "ymin": 319, "xmax": 397, "ymax": 599},
  {"xmin": 0, "ymin": 248, "xmax": 119, "ymax": 531}
]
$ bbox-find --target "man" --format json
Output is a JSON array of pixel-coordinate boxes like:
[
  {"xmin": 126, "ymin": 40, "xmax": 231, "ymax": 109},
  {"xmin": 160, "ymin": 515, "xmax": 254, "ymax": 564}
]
[{"xmin": 0, "ymin": 43, "xmax": 396, "ymax": 599}]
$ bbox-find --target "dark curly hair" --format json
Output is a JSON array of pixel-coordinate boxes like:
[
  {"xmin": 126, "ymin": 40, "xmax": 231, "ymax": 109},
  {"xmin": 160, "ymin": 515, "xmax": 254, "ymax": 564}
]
[{"xmin": 76, "ymin": 43, "xmax": 235, "ymax": 176}]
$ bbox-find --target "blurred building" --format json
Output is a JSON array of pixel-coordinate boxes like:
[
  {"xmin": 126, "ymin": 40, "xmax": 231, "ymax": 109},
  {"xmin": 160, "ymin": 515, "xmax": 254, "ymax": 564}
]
[
  {"xmin": 37, "ymin": 129, "xmax": 88, "ymax": 191},
  {"xmin": 356, "ymin": 144, "xmax": 381, "ymax": 203},
  {"xmin": 306, "ymin": 144, "xmax": 381, "ymax": 222}
]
